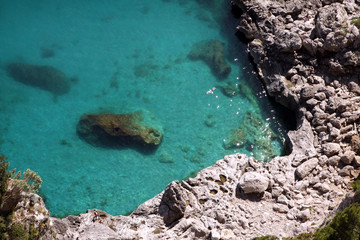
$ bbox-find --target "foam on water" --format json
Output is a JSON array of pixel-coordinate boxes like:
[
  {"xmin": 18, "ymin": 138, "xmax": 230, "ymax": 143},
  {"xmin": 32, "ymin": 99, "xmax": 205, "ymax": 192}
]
[{"xmin": 0, "ymin": 0, "xmax": 290, "ymax": 217}]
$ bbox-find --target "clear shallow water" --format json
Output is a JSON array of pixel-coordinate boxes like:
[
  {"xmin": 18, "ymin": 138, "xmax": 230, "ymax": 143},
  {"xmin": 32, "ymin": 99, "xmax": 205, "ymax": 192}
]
[{"xmin": 0, "ymin": 0, "xmax": 289, "ymax": 217}]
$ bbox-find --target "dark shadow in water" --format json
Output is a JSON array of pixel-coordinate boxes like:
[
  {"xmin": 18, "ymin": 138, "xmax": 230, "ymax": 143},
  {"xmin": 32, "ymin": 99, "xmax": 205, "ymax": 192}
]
[
  {"xmin": 76, "ymin": 133, "xmax": 159, "ymax": 155},
  {"xmin": 76, "ymin": 127, "xmax": 159, "ymax": 155}
]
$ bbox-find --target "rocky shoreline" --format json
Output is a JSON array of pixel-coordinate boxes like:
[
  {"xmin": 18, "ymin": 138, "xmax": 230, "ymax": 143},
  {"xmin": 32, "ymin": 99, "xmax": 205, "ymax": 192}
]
[{"xmin": 6, "ymin": 0, "xmax": 360, "ymax": 239}]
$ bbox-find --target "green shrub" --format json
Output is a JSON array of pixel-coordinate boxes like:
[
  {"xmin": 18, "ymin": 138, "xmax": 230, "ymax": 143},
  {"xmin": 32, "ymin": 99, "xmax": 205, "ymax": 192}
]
[
  {"xmin": 313, "ymin": 203, "xmax": 360, "ymax": 240},
  {"xmin": 11, "ymin": 168, "xmax": 42, "ymax": 193},
  {"xmin": 283, "ymin": 232, "xmax": 314, "ymax": 240},
  {"xmin": 0, "ymin": 216, "xmax": 7, "ymax": 240},
  {"xmin": 8, "ymin": 223, "xmax": 28, "ymax": 240},
  {"xmin": 351, "ymin": 17, "xmax": 360, "ymax": 29},
  {"xmin": 253, "ymin": 236, "xmax": 279, "ymax": 240},
  {"xmin": 29, "ymin": 224, "xmax": 39, "ymax": 239}
]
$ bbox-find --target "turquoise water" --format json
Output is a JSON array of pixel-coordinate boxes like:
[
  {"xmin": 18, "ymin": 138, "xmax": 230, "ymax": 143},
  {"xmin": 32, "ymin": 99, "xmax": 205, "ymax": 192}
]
[{"xmin": 0, "ymin": 0, "xmax": 288, "ymax": 217}]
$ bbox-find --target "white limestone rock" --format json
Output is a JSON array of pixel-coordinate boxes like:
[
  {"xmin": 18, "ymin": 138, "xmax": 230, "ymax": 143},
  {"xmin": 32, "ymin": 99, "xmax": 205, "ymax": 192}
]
[
  {"xmin": 295, "ymin": 158, "xmax": 319, "ymax": 179},
  {"xmin": 239, "ymin": 172, "xmax": 270, "ymax": 194},
  {"xmin": 322, "ymin": 143, "xmax": 341, "ymax": 157},
  {"xmin": 340, "ymin": 150, "xmax": 355, "ymax": 164}
]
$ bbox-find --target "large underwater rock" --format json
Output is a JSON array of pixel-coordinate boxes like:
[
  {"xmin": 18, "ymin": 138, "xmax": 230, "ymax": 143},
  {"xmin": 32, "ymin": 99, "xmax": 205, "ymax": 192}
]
[
  {"xmin": 77, "ymin": 111, "xmax": 163, "ymax": 149},
  {"xmin": 188, "ymin": 39, "xmax": 231, "ymax": 79},
  {"xmin": 6, "ymin": 62, "xmax": 71, "ymax": 96}
]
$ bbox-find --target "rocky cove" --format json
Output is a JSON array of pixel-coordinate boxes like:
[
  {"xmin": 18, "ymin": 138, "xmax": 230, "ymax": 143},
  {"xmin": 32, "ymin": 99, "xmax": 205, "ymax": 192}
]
[{"xmin": 2, "ymin": 0, "xmax": 360, "ymax": 239}]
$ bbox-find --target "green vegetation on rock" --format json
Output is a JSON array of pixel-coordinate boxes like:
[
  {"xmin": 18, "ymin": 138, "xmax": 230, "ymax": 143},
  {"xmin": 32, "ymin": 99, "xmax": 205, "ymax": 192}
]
[
  {"xmin": 351, "ymin": 17, "xmax": 360, "ymax": 29},
  {"xmin": 0, "ymin": 156, "xmax": 43, "ymax": 240},
  {"xmin": 10, "ymin": 169, "xmax": 42, "ymax": 193},
  {"xmin": 313, "ymin": 203, "xmax": 360, "ymax": 240},
  {"xmin": 0, "ymin": 156, "xmax": 10, "ymax": 208},
  {"xmin": 253, "ymin": 235, "xmax": 279, "ymax": 240}
]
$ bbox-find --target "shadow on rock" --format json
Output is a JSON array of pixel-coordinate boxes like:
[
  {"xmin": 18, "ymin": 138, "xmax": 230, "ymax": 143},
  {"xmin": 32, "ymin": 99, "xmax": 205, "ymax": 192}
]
[
  {"xmin": 158, "ymin": 181, "xmax": 186, "ymax": 226},
  {"xmin": 235, "ymin": 186, "xmax": 264, "ymax": 202}
]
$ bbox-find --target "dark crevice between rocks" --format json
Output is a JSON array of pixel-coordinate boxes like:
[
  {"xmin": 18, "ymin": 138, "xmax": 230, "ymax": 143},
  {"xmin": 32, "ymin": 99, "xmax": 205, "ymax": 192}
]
[
  {"xmin": 238, "ymin": 39, "xmax": 297, "ymax": 131},
  {"xmin": 232, "ymin": 17, "xmax": 297, "ymax": 134}
]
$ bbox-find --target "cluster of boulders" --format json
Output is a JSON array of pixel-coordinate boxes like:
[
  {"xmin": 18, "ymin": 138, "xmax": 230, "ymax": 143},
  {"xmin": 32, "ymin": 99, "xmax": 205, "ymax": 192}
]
[{"xmin": 6, "ymin": 0, "xmax": 360, "ymax": 239}]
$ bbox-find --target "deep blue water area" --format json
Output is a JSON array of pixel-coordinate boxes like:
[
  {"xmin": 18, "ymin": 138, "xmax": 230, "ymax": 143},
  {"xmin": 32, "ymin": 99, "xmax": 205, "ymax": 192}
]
[{"xmin": 0, "ymin": 0, "xmax": 289, "ymax": 217}]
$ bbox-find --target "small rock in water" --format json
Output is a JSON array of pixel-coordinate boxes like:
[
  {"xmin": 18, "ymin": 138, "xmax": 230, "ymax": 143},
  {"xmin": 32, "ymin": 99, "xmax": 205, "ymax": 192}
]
[
  {"xmin": 6, "ymin": 62, "xmax": 71, "ymax": 96},
  {"xmin": 159, "ymin": 151, "xmax": 174, "ymax": 163},
  {"xmin": 40, "ymin": 47, "xmax": 55, "ymax": 58},
  {"xmin": 76, "ymin": 111, "xmax": 163, "ymax": 149},
  {"xmin": 216, "ymin": 82, "xmax": 239, "ymax": 97}
]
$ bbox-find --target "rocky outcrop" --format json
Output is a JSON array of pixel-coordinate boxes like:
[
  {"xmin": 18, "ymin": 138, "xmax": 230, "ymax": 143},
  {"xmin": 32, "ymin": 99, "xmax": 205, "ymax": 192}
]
[
  {"xmin": 77, "ymin": 111, "xmax": 163, "ymax": 149},
  {"xmin": 6, "ymin": 62, "xmax": 71, "ymax": 96},
  {"xmin": 33, "ymin": 150, "xmax": 354, "ymax": 239},
  {"xmin": 12, "ymin": 120, "xmax": 360, "ymax": 238},
  {"xmin": 188, "ymin": 39, "xmax": 232, "ymax": 79}
]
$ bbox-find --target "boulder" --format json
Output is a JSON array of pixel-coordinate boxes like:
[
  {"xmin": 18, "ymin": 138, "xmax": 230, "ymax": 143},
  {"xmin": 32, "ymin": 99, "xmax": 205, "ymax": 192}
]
[
  {"xmin": 274, "ymin": 29, "xmax": 302, "ymax": 52},
  {"xmin": 340, "ymin": 150, "xmax": 355, "ymax": 164},
  {"xmin": 328, "ymin": 155, "xmax": 341, "ymax": 166},
  {"xmin": 159, "ymin": 181, "xmax": 187, "ymax": 225},
  {"xmin": 351, "ymin": 135, "xmax": 360, "ymax": 154},
  {"xmin": 287, "ymin": 119, "xmax": 316, "ymax": 158},
  {"xmin": 239, "ymin": 172, "xmax": 269, "ymax": 194},
  {"xmin": 188, "ymin": 40, "xmax": 231, "ymax": 79},
  {"xmin": 295, "ymin": 158, "xmax": 318, "ymax": 179},
  {"xmin": 76, "ymin": 111, "xmax": 163, "ymax": 149},
  {"xmin": 315, "ymin": 4, "xmax": 348, "ymax": 39},
  {"xmin": 322, "ymin": 143, "xmax": 341, "ymax": 157},
  {"xmin": 6, "ymin": 62, "xmax": 71, "ymax": 96}
]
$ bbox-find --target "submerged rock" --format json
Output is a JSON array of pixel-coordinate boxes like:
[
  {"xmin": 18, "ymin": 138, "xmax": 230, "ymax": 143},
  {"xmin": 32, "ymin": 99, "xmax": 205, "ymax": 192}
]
[
  {"xmin": 188, "ymin": 39, "xmax": 231, "ymax": 79},
  {"xmin": 6, "ymin": 62, "xmax": 71, "ymax": 96},
  {"xmin": 77, "ymin": 111, "xmax": 163, "ymax": 149},
  {"xmin": 223, "ymin": 128, "xmax": 247, "ymax": 149},
  {"xmin": 216, "ymin": 82, "xmax": 239, "ymax": 97},
  {"xmin": 241, "ymin": 111, "xmax": 278, "ymax": 161}
]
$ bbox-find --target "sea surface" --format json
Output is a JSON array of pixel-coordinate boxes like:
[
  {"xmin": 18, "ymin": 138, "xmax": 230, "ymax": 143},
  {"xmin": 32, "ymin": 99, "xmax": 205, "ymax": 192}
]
[{"xmin": 0, "ymin": 0, "xmax": 290, "ymax": 217}]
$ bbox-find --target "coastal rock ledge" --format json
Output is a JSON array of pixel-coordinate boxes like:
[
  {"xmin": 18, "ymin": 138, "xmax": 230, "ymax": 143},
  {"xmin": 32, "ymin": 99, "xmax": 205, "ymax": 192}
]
[{"xmin": 6, "ymin": 0, "xmax": 360, "ymax": 239}]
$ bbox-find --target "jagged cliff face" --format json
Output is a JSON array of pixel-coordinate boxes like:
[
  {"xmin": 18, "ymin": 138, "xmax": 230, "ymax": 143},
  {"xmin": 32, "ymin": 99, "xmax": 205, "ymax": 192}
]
[
  {"xmin": 235, "ymin": 0, "xmax": 360, "ymax": 111},
  {"xmin": 5, "ymin": 0, "xmax": 360, "ymax": 239}
]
